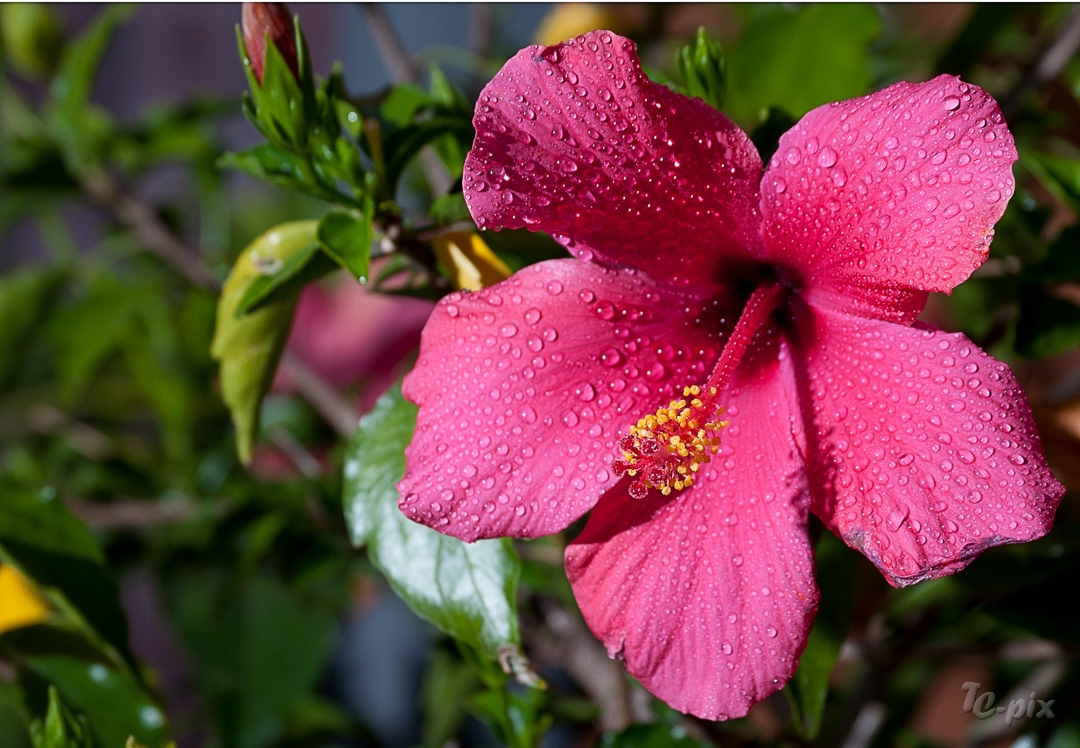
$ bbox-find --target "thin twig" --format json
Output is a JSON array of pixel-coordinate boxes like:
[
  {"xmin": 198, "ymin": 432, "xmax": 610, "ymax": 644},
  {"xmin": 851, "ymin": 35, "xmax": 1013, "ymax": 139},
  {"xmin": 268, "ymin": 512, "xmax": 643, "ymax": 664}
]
[
  {"xmin": 67, "ymin": 497, "xmax": 197, "ymax": 529},
  {"xmin": 82, "ymin": 171, "xmax": 218, "ymax": 291},
  {"xmin": 360, "ymin": 2, "xmax": 455, "ymax": 197},
  {"xmin": 1002, "ymin": 4, "xmax": 1080, "ymax": 121},
  {"xmin": 361, "ymin": 3, "xmax": 417, "ymax": 84},
  {"xmin": 280, "ymin": 352, "xmax": 359, "ymax": 437},
  {"xmin": 80, "ymin": 169, "xmax": 361, "ymax": 436},
  {"xmin": 530, "ymin": 599, "xmax": 634, "ymax": 732},
  {"xmin": 469, "ymin": 3, "xmax": 494, "ymax": 61}
]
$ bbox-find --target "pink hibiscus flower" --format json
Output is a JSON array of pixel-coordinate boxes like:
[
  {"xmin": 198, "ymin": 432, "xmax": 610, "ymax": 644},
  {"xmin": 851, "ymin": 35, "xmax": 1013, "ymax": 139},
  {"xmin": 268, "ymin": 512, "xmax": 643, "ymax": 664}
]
[{"xmin": 397, "ymin": 31, "xmax": 1065, "ymax": 719}]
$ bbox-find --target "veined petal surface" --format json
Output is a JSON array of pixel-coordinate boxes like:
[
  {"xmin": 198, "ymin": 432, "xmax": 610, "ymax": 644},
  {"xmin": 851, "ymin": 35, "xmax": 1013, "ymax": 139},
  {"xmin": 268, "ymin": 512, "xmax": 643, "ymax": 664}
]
[
  {"xmin": 798, "ymin": 303, "xmax": 1064, "ymax": 586},
  {"xmin": 566, "ymin": 333, "xmax": 817, "ymax": 720},
  {"xmin": 400, "ymin": 260, "xmax": 740, "ymax": 541},
  {"xmin": 762, "ymin": 75, "xmax": 1016, "ymax": 325},
  {"xmin": 464, "ymin": 30, "xmax": 763, "ymax": 286}
]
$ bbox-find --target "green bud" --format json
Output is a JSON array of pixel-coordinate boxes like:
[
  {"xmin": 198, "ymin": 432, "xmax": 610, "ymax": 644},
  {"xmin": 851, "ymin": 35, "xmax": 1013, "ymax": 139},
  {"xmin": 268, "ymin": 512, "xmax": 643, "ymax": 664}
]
[
  {"xmin": 1, "ymin": 3, "xmax": 65, "ymax": 80},
  {"xmin": 677, "ymin": 27, "xmax": 726, "ymax": 111}
]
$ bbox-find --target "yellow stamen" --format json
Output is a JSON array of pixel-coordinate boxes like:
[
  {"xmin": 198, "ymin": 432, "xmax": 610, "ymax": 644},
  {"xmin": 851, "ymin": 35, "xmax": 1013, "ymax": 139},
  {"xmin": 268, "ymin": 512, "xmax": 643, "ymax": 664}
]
[{"xmin": 614, "ymin": 386, "xmax": 728, "ymax": 499}]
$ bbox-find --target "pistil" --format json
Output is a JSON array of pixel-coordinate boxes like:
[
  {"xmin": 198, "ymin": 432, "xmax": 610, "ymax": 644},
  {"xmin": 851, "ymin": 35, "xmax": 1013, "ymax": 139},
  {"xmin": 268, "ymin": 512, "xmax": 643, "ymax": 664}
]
[{"xmin": 612, "ymin": 281, "xmax": 786, "ymax": 499}]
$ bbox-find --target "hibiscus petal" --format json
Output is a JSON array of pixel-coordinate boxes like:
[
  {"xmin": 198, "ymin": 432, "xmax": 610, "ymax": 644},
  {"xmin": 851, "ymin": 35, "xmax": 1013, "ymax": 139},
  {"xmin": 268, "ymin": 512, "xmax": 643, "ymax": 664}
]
[
  {"xmin": 463, "ymin": 30, "xmax": 763, "ymax": 286},
  {"xmin": 798, "ymin": 304, "xmax": 1064, "ymax": 586},
  {"xmin": 565, "ymin": 336, "xmax": 817, "ymax": 720},
  {"xmin": 762, "ymin": 75, "xmax": 1016, "ymax": 324},
  {"xmin": 399, "ymin": 259, "xmax": 736, "ymax": 541}
]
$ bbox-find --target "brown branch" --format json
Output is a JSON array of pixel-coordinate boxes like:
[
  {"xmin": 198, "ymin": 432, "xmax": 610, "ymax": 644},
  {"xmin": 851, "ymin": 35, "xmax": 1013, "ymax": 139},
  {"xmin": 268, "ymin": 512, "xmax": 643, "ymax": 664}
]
[
  {"xmin": 1002, "ymin": 4, "xmax": 1080, "ymax": 121},
  {"xmin": 81, "ymin": 171, "xmax": 218, "ymax": 291},
  {"xmin": 67, "ymin": 497, "xmax": 196, "ymax": 529},
  {"xmin": 469, "ymin": 3, "xmax": 494, "ymax": 62},
  {"xmin": 528, "ymin": 599, "xmax": 634, "ymax": 732},
  {"xmin": 361, "ymin": 3, "xmax": 417, "ymax": 85},
  {"xmin": 79, "ymin": 169, "xmax": 361, "ymax": 436},
  {"xmin": 280, "ymin": 352, "xmax": 359, "ymax": 437},
  {"xmin": 359, "ymin": 2, "xmax": 454, "ymax": 197}
]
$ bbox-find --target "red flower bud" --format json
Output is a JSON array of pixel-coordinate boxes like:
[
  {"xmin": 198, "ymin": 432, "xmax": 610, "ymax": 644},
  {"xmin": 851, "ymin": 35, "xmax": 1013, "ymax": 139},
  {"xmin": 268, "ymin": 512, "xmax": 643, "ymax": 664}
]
[{"xmin": 241, "ymin": 2, "xmax": 298, "ymax": 84}]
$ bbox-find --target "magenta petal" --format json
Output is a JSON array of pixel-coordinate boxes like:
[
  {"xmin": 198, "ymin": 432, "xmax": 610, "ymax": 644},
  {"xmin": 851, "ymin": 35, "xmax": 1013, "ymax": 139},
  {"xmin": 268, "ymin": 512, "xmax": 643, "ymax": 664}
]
[
  {"xmin": 565, "ymin": 338, "xmax": 817, "ymax": 720},
  {"xmin": 762, "ymin": 75, "xmax": 1017, "ymax": 325},
  {"xmin": 398, "ymin": 260, "xmax": 732, "ymax": 541},
  {"xmin": 800, "ymin": 304, "xmax": 1064, "ymax": 586},
  {"xmin": 463, "ymin": 30, "xmax": 763, "ymax": 286}
]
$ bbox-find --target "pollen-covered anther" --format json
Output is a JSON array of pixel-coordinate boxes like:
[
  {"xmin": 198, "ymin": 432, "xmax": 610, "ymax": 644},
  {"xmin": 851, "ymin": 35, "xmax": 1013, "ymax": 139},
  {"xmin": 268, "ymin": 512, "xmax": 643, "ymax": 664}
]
[{"xmin": 612, "ymin": 385, "xmax": 726, "ymax": 500}]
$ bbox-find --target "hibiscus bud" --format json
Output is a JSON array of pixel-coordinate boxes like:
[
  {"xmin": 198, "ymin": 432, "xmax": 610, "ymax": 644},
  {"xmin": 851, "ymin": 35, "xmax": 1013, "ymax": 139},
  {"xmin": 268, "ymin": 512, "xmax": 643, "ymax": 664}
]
[
  {"xmin": 241, "ymin": 2, "xmax": 298, "ymax": 84},
  {"xmin": 677, "ymin": 27, "xmax": 726, "ymax": 110}
]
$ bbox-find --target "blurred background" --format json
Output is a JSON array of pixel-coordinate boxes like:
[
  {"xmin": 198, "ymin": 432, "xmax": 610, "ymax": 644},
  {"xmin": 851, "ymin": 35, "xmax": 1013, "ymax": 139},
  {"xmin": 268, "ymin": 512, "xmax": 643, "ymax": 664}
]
[{"xmin": 2, "ymin": 4, "xmax": 1080, "ymax": 748}]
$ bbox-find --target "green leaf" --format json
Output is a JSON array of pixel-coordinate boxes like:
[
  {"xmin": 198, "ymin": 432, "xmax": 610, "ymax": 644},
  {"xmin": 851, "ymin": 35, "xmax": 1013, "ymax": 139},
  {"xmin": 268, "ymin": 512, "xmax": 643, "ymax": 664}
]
[
  {"xmin": 420, "ymin": 649, "xmax": 480, "ymax": 748},
  {"xmin": 384, "ymin": 117, "xmax": 474, "ymax": 190},
  {"xmin": 211, "ymin": 221, "xmax": 317, "ymax": 463},
  {"xmin": 342, "ymin": 385, "xmax": 522, "ymax": 657},
  {"xmin": 0, "ymin": 679, "xmax": 32, "ymax": 748},
  {"xmin": 27, "ymin": 688, "xmax": 91, "ymax": 748},
  {"xmin": 162, "ymin": 571, "xmax": 338, "ymax": 748},
  {"xmin": 0, "ymin": 492, "xmax": 136, "ymax": 677},
  {"xmin": 0, "ymin": 3, "xmax": 65, "ymax": 80},
  {"xmin": 235, "ymin": 578, "xmax": 337, "ymax": 748},
  {"xmin": 1027, "ymin": 152, "xmax": 1080, "ymax": 213},
  {"xmin": 726, "ymin": 4, "xmax": 881, "ymax": 126},
  {"xmin": 785, "ymin": 532, "xmax": 857, "ymax": 739},
  {"xmin": 255, "ymin": 25, "xmax": 309, "ymax": 149},
  {"xmin": 48, "ymin": 5, "xmax": 134, "ymax": 115},
  {"xmin": 23, "ymin": 660, "xmax": 169, "ymax": 748},
  {"xmin": 45, "ymin": 4, "xmax": 134, "ymax": 168},
  {"xmin": 676, "ymin": 28, "xmax": 726, "ymax": 110},
  {"xmin": 430, "ymin": 192, "xmax": 471, "ymax": 226},
  {"xmin": 219, "ymin": 143, "xmax": 306, "ymax": 186},
  {"xmin": 427, "ymin": 63, "xmax": 471, "ymax": 118},
  {"xmin": 0, "ymin": 266, "xmax": 65, "ymax": 390},
  {"xmin": 236, "ymin": 243, "xmax": 337, "ymax": 316},
  {"xmin": 380, "ymin": 82, "xmax": 432, "ymax": 127},
  {"xmin": 0, "ymin": 492, "xmax": 102, "ymax": 565},
  {"xmin": 316, "ymin": 210, "xmax": 373, "ymax": 282}
]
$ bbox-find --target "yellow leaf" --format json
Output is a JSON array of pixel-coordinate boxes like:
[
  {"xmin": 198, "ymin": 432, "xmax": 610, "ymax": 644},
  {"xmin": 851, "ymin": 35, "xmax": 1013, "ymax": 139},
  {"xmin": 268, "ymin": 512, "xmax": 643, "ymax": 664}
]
[
  {"xmin": 0, "ymin": 563, "xmax": 50, "ymax": 634},
  {"xmin": 430, "ymin": 231, "xmax": 512, "ymax": 291},
  {"xmin": 211, "ymin": 220, "xmax": 318, "ymax": 463}
]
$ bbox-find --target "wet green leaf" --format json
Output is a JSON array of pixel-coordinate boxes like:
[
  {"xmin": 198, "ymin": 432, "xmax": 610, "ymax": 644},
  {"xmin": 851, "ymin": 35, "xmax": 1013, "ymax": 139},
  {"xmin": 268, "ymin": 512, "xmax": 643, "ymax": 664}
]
[
  {"xmin": 235, "ymin": 243, "xmax": 336, "ymax": 316},
  {"xmin": 211, "ymin": 221, "xmax": 316, "ymax": 463},
  {"xmin": 316, "ymin": 210, "xmax": 372, "ymax": 281},
  {"xmin": 342, "ymin": 384, "xmax": 522, "ymax": 657},
  {"xmin": 23, "ymin": 660, "xmax": 169, "ymax": 748}
]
